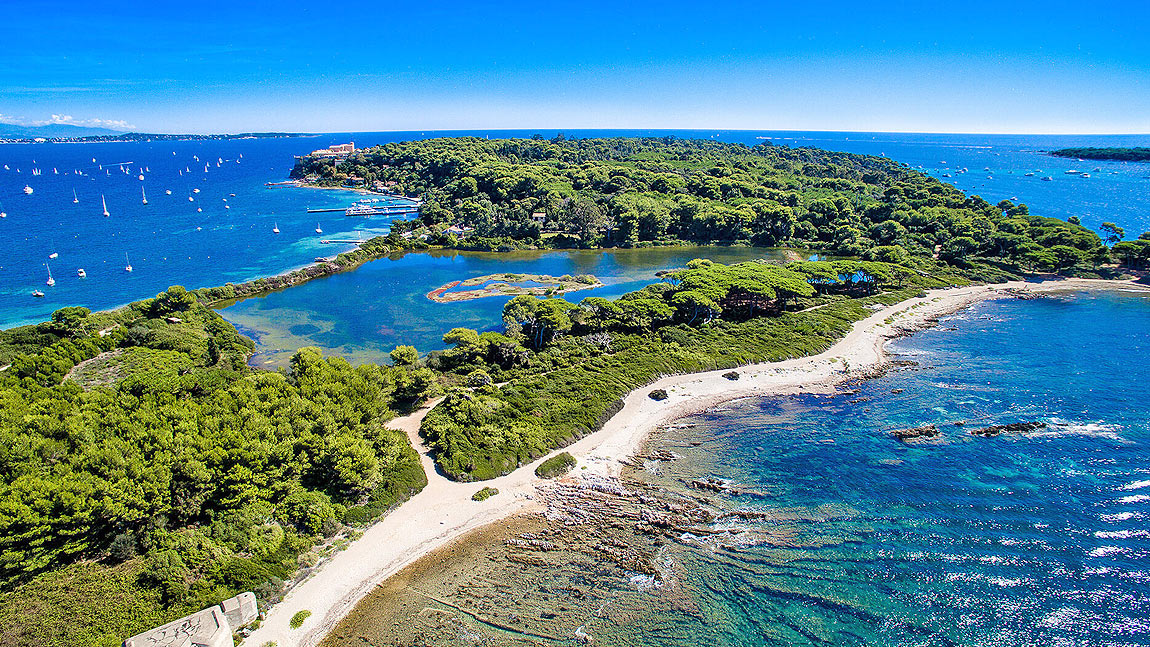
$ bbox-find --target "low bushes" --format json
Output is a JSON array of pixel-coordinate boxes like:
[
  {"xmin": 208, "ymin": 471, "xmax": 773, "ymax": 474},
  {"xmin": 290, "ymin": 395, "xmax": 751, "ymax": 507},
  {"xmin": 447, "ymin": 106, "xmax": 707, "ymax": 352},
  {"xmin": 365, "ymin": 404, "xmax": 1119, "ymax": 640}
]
[{"xmin": 534, "ymin": 453, "xmax": 576, "ymax": 479}]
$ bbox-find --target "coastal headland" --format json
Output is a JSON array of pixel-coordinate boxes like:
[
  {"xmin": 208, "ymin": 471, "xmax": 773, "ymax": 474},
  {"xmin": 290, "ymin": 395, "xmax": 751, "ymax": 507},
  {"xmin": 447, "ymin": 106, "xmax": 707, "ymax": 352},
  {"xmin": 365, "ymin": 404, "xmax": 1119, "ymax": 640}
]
[{"xmin": 243, "ymin": 277, "xmax": 1148, "ymax": 647}]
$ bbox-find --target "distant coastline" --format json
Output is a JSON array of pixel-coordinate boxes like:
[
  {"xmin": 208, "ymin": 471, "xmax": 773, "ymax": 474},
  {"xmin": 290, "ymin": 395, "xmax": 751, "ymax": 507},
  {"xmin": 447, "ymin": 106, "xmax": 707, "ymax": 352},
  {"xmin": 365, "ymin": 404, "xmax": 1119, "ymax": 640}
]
[
  {"xmin": 1049, "ymin": 147, "xmax": 1150, "ymax": 162},
  {"xmin": 0, "ymin": 131, "xmax": 310, "ymax": 145}
]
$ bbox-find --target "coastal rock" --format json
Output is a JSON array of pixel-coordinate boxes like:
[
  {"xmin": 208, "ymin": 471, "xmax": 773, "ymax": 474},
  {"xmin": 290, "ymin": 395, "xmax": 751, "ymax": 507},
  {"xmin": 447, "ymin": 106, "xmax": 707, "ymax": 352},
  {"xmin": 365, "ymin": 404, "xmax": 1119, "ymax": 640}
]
[
  {"xmin": 689, "ymin": 478, "xmax": 740, "ymax": 495},
  {"xmin": 891, "ymin": 424, "xmax": 939, "ymax": 441},
  {"xmin": 969, "ymin": 421, "xmax": 1046, "ymax": 437}
]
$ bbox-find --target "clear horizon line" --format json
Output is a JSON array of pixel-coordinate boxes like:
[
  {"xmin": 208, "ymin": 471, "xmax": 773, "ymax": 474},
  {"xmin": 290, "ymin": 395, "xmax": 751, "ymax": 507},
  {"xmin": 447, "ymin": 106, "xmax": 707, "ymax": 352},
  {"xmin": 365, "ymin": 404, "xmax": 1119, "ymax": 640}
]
[{"xmin": 51, "ymin": 126, "xmax": 1150, "ymax": 137}]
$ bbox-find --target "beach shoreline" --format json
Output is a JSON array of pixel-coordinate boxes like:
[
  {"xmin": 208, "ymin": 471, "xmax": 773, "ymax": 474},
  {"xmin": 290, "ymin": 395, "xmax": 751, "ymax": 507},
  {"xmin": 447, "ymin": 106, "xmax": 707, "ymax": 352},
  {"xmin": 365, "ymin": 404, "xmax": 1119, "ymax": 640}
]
[{"xmin": 242, "ymin": 277, "xmax": 1147, "ymax": 647}]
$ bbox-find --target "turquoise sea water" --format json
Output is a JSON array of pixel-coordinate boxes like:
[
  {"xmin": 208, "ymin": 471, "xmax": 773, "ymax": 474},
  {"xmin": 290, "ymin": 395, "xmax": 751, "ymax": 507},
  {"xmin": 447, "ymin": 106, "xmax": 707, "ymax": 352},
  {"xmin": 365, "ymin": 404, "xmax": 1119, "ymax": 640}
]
[
  {"xmin": 631, "ymin": 289, "xmax": 1150, "ymax": 645},
  {"xmin": 2, "ymin": 130, "xmax": 1149, "ymax": 333}
]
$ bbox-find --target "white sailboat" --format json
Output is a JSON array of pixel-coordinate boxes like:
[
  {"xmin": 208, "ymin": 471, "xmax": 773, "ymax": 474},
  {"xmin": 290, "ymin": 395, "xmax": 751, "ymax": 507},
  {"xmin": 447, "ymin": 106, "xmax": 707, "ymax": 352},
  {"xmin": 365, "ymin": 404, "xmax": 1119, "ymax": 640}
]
[
  {"xmin": 77, "ymin": 268, "xmax": 86, "ymax": 278},
  {"xmin": 315, "ymin": 223, "xmax": 323, "ymax": 234},
  {"xmin": 165, "ymin": 189, "xmax": 172, "ymax": 195},
  {"xmin": 73, "ymin": 188, "xmax": 79, "ymax": 204},
  {"xmin": 124, "ymin": 253, "xmax": 133, "ymax": 272},
  {"xmin": 48, "ymin": 252, "xmax": 58, "ymax": 259},
  {"xmin": 102, "ymin": 195, "xmax": 110, "ymax": 217},
  {"xmin": 45, "ymin": 263, "xmax": 55, "ymax": 286},
  {"xmin": 23, "ymin": 185, "xmax": 33, "ymax": 195},
  {"xmin": 273, "ymin": 222, "xmax": 280, "ymax": 234},
  {"xmin": 142, "ymin": 187, "xmax": 148, "ymax": 205}
]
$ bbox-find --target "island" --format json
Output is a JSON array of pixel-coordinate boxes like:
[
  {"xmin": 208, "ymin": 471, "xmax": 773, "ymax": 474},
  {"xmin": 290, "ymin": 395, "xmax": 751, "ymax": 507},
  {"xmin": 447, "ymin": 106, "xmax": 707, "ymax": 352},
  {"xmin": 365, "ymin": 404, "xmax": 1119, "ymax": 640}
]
[
  {"xmin": 1, "ymin": 136, "xmax": 1147, "ymax": 647},
  {"xmin": 427, "ymin": 273, "xmax": 601, "ymax": 302},
  {"xmin": 1050, "ymin": 147, "xmax": 1150, "ymax": 162}
]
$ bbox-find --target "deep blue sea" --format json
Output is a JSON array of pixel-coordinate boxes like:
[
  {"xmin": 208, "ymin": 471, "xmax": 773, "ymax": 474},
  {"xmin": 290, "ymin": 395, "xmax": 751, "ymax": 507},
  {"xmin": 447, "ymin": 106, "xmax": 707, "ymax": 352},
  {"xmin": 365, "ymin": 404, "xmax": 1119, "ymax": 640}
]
[
  {"xmin": 628, "ymin": 289, "xmax": 1150, "ymax": 646},
  {"xmin": 2, "ymin": 130, "xmax": 1149, "ymax": 333}
]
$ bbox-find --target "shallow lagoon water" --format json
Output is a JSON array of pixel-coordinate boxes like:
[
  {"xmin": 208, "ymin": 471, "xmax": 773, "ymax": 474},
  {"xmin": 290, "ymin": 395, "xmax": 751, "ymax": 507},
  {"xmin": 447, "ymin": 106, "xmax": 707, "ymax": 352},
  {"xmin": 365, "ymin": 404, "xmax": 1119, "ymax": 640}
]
[{"xmin": 218, "ymin": 246, "xmax": 796, "ymax": 366}]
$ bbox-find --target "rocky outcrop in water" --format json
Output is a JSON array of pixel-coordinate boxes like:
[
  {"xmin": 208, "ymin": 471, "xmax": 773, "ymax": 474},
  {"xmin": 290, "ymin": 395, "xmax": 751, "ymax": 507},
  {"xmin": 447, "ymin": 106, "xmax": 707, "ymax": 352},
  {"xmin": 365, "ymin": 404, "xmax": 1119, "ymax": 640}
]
[
  {"xmin": 969, "ymin": 421, "xmax": 1046, "ymax": 436},
  {"xmin": 891, "ymin": 424, "xmax": 939, "ymax": 441}
]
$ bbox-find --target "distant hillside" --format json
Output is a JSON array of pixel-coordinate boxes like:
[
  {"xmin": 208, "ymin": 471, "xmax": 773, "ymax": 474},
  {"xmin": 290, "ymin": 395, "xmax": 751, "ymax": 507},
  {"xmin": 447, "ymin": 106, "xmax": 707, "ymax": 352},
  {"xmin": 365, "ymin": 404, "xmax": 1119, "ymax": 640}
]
[
  {"xmin": 0, "ymin": 122, "xmax": 122, "ymax": 139},
  {"xmin": 1050, "ymin": 147, "xmax": 1150, "ymax": 162}
]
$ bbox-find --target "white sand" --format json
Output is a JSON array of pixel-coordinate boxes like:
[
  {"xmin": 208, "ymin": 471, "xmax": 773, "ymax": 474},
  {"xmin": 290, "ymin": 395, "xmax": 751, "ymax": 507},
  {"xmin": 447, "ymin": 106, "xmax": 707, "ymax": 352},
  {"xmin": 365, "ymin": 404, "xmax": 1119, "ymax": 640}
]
[{"xmin": 243, "ymin": 277, "xmax": 1146, "ymax": 647}]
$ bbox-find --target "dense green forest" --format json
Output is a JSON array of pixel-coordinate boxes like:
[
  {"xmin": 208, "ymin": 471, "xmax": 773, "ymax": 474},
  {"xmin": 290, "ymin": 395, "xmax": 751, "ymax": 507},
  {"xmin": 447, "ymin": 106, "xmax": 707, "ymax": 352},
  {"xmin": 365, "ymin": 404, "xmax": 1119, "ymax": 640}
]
[
  {"xmin": 1050, "ymin": 147, "xmax": 1150, "ymax": 162},
  {"xmin": 0, "ymin": 289, "xmax": 431, "ymax": 647},
  {"xmin": 3, "ymin": 136, "xmax": 1141, "ymax": 646},
  {"xmin": 293, "ymin": 136, "xmax": 1114, "ymax": 273}
]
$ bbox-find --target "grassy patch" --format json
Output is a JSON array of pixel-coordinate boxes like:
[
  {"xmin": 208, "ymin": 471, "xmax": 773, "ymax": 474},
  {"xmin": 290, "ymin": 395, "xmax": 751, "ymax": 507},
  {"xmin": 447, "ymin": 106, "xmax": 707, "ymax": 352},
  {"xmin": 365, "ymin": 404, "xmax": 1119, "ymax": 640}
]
[
  {"xmin": 289, "ymin": 609, "xmax": 311, "ymax": 629},
  {"xmin": 471, "ymin": 487, "xmax": 499, "ymax": 501}
]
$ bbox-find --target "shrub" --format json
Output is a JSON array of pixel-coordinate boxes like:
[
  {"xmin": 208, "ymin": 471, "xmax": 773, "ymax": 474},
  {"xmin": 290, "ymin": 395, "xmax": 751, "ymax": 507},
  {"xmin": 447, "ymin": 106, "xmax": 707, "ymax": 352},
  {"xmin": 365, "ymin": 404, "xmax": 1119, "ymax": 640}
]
[
  {"xmin": 648, "ymin": 389, "xmax": 669, "ymax": 400},
  {"xmin": 535, "ymin": 452, "xmax": 576, "ymax": 479},
  {"xmin": 289, "ymin": 609, "xmax": 312, "ymax": 629},
  {"xmin": 723, "ymin": 371, "xmax": 740, "ymax": 381},
  {"xmin": 471, "ymin": 487, "xmax": 499, "ymax": 501},
  {"xmin": 465, "ymin": 369, "xmax": 493, "ymax": 387}
]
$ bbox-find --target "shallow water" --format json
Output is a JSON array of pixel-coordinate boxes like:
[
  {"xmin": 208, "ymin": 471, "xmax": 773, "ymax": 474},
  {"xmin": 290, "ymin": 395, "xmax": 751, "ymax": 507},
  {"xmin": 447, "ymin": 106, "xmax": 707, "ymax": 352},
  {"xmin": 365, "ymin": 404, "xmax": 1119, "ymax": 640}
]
[{"xmin": 627, "ymin": 289, "xmax": 1150, "ymax": 645}]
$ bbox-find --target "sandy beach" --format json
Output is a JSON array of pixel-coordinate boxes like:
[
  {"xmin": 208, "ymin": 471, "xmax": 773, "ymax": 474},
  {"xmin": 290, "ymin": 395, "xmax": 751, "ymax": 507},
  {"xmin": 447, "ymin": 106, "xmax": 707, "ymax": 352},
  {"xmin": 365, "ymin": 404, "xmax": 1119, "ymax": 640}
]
[{"xmin": 243, "ymin": 277, "xmax": 1147, "ymax": 647}]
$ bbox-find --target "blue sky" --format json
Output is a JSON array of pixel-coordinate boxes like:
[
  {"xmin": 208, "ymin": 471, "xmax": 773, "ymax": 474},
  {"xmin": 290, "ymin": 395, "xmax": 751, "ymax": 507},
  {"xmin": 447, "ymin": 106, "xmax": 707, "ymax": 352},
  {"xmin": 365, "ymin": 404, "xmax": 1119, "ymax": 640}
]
[{"xmin": 2, "ymin": 0, "xmax": 1147, "ymax": 134}]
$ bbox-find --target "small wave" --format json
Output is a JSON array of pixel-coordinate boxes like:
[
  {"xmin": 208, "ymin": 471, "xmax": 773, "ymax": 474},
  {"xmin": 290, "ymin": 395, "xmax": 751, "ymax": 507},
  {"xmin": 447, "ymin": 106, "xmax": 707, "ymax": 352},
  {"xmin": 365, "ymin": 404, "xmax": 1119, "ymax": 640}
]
[
  {"xmin": 1033, "ymin": 418, "xmax": 1125, "ymax": 441},
  {"xmin": 1090, "ymin": 546, "xmax": 1127, "ymax": 557},
  {"xmin": 1095, "ymin": 529, "xmax": 1150, "ymax": 539},
  {"xmin": 1121, "ymin": 479, "xmax": 1150, "ymax": 491},
  {"xmin": 1038, "ymin": 606, "xmax": 1087, "ymax": 630},
  {"xmin": 1117, "ymin": 495, "xmax": 1150, "ymax": 504},
  {"xmin": 1101, "ymin": 511, "xmax": 1140, "ymax": 522}
]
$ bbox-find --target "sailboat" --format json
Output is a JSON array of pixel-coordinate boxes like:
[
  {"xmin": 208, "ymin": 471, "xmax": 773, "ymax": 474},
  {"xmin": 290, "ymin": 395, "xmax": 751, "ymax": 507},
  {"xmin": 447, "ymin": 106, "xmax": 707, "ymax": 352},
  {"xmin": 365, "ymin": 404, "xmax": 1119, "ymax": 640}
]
[
  {"xmin": 48, "ymin": 252, "xmax": 58, "ymax": 259},
  {"xmin": 23, "ymin": 185, "xmax": 33, "ymax": 195},
  {"xmin": 73, "ymin": 188, "xmax": 79, "ymax": 204},
  {"xmin": 0, "ymin": 198, "xmax": 6, "ymax": 218},
  {"xmin": 273, "ymin": 222, "xmax": 280, "ymax": 234},
  {"xmin": 165, "ymin": 189, "xmax": 172, "ymax": 195},
  {"xmin": 315, "ymin": 223, "xmax": 323, "ymax": 234},
  {"xmin": 77, "ymin": 268, "xmax": 86, "ymax": 278},
  {"xmin": 124, "ymin": 253, "xmax": 133, "ymax": 272},
  {"xmin": 102, "ymin": 195, "xmax": 110, "ymax": 217},
  {"xmin": 45, "ymin": 263, "xmax": 55, "ymax": 286},
  {"xmin": 142, "ymin": 187, "xmax": 148, "ymax": 205}
]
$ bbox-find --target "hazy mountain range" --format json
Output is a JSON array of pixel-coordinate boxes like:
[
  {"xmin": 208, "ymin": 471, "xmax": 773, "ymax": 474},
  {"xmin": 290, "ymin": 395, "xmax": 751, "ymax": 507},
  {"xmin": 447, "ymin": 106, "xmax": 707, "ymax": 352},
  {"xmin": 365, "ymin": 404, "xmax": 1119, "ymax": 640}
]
[{"xmin": 0, "ymin": 122, "xmax": 123, "ymax": 139}]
